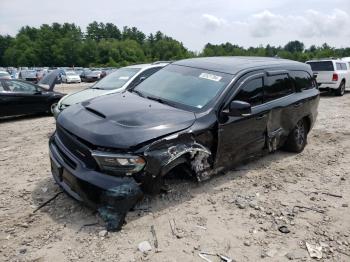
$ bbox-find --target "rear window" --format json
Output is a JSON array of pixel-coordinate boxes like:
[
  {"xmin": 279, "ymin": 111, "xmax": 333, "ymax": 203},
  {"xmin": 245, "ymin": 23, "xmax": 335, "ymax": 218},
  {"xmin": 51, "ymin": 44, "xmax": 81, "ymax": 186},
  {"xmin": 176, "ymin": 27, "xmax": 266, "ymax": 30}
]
[
  {"xmin": 307, "ymin": 61, "xmax": 334, "ymax": 71},
  {"xmin": 290, "ymin": 71, "xmax": 314, "ymax": 91},
  {"xmin": 264, "ymin": 74, "xmax": 294, "ymax": 102}
]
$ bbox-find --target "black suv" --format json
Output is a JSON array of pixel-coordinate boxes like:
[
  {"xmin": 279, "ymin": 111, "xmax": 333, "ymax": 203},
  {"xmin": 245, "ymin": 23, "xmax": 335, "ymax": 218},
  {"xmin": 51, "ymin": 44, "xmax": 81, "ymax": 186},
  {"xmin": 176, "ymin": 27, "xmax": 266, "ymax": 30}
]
[{"xmin": 49, "ymin": 57, "xmax": 320, "ymax": 230}]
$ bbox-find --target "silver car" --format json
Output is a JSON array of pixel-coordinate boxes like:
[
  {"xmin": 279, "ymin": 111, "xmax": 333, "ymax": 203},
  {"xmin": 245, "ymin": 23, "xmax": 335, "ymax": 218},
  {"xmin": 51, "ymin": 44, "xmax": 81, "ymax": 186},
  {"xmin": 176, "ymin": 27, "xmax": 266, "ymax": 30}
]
[{"xmin": 53, "ymin": 62, "xmax": 169, "ymax": 119}]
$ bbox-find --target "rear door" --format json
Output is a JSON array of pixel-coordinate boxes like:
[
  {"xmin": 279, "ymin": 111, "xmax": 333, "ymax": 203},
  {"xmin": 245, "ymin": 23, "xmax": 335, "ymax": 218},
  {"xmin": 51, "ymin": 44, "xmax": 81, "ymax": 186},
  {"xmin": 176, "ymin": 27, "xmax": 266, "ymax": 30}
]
[
  {"xmin": 263, "ymin": 72, "xmax": 297, "ymax": 149},
  {"xmin": 307, "ymin": 61, "xmax": 334, "ymax": 83},
  {"xmin": 216, "ymin": 72, "xmax": 268, "ymax": 168}
]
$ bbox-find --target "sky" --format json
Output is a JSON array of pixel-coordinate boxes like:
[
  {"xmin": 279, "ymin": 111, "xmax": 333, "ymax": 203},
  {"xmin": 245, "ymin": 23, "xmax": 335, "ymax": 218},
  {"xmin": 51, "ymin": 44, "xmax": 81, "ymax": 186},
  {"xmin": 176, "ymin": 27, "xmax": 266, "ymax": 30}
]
[{"xmin": 0, "ymin": 0, "xmax": 350, "ymax": 51}]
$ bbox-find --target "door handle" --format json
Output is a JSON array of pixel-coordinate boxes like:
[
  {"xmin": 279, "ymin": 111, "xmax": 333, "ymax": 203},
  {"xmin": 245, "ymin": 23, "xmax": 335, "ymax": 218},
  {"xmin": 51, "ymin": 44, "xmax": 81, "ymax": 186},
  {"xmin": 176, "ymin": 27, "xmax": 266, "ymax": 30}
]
[{"xmin": 256, "ymin": 114, "xmax": 266, "ymax": 120}]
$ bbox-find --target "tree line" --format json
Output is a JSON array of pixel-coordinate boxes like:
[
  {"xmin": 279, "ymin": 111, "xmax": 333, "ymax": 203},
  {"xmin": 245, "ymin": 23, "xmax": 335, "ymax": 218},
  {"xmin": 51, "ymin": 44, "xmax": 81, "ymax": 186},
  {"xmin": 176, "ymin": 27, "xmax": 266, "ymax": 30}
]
[{"xmin": 0, "ymin": 21, "xmax": 349, "ymax": 67}]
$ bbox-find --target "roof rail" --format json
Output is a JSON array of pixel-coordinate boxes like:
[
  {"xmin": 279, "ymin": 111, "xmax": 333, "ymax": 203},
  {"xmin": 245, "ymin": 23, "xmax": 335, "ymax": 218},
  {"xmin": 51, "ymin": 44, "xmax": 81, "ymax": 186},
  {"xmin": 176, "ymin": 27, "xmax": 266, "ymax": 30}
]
[
  {"xmin": 151, "ymin": 61, "xmax": 174, "ymax": 65},
  {"xmin": 318, "ymin": 57, "xmax": 340, "ymax": 60}
]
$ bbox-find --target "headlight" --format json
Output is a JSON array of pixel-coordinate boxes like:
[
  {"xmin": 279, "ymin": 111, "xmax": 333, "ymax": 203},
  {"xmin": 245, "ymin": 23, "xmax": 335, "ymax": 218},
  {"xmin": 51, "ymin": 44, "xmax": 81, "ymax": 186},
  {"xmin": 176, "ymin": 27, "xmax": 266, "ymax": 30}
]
[{"xmin": 91, "ymin": 151, "xmax": 146, "ymax": 176}]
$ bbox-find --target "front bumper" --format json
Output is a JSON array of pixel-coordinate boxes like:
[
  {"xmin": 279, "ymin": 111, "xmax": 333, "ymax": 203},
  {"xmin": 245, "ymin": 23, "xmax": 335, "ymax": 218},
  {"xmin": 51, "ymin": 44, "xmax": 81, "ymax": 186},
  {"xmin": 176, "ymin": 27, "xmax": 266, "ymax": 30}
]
[{"xmin": 49, "ymin": 133, "xmax": 143, "ymax": 230}]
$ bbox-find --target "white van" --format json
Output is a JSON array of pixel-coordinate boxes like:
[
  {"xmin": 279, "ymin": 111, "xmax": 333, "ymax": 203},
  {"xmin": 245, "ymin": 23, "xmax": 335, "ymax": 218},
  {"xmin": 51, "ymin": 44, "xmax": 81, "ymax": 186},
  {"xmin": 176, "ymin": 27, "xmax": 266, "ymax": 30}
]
[{"xmin": 306, "ymin": 59, "xmax": 350, "ymax": 96}]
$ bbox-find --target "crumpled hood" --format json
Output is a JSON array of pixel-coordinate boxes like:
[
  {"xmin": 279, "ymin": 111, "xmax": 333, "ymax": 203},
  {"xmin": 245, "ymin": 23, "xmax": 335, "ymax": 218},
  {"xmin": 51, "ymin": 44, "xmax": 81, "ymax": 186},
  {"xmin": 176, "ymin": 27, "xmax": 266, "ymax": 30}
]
[
  {"xmin": 57, "ymin": 92, "xmax": 196, "ymax": 149},
  {"xmin": 60, "ymin": 88, "xmax": 112, "ymax": 106}
]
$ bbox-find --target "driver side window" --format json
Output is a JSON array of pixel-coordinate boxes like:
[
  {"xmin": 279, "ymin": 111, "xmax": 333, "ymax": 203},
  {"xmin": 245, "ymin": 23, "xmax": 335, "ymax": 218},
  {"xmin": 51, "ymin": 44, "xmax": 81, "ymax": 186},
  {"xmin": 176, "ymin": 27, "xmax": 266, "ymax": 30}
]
[
  {"xmin": 6, "ymin": 81, "xmax": 37, "ymax": 93},
  {"xmin": 234, "ymin": 77, "xmax": 263, "ymax": 107}
]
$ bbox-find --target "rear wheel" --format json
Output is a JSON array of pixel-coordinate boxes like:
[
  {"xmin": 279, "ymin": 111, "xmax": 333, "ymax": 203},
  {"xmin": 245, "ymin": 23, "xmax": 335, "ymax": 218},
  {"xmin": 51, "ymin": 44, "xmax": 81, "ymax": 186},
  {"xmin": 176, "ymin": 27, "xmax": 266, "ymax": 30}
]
[
  {"xmin": 335, "ymin": 81, "xmax": 345, "ymax": 96},
  {"xmin": 283, "ymin": 119, "xmax": 308, "ymax": 153}
]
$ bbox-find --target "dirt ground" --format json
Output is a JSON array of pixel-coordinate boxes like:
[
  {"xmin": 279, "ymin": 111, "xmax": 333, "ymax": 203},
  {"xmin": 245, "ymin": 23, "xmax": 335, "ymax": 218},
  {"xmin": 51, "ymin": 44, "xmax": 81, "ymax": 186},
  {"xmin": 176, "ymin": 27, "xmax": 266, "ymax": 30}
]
[{"xmin": 0, "ymin": 83, "xmax": 349, "ymax": 262}]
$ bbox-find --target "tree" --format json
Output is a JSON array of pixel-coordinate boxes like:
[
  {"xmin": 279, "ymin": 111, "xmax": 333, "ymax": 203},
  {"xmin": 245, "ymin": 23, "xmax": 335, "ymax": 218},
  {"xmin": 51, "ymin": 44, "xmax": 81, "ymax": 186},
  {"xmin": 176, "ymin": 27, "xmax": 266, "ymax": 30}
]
[
  {"xmin": 284, "ymin": 40, "xmax": 305, "ymax": 53},
  {"xmin": 0, "ymin": 35, "xmax": 13, "ymax": 66}
]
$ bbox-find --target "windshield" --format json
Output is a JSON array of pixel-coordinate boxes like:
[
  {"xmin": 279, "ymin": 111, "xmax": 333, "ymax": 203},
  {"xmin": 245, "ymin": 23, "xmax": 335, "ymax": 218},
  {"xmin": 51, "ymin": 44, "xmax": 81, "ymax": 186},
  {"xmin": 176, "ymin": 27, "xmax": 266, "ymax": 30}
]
[
  {"xmin": 307, "ymin": 61, "xmax": 334, "ymax": 71},
  {"xmin": 0, "ymin": 72, "xmax": 10, "ymax": 76},
  {"xmin": 66, "ymin": 71, "xmax": 76, "ymax": 75},
  {"xmin": 133, "ymin": 64, "xmax": 233, "ymax": 109},
  {"xmin": 92, "ymin": 67, "xmax": 141, "ymax": 90}
]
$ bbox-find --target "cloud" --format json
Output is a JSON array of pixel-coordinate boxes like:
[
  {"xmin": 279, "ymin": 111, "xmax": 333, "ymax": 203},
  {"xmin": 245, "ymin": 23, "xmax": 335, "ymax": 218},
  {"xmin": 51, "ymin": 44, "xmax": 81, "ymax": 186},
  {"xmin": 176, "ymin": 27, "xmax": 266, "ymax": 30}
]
[
  {"xmin": 246, "ymin": 9, "xmax": 350, "ymax": 38},
  {"xmin": 250, "ymin": 10, "xmax": 283, "ymax": 37},
  {"xmin": 201, "ymin": 14, "xmax": 227, "ymax": 30}
]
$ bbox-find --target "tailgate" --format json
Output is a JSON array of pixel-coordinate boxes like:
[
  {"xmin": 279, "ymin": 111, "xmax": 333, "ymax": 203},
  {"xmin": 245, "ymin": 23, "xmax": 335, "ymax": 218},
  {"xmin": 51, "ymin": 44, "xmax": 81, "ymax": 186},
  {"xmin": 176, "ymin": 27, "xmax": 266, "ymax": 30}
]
[{"xmin": 314, "ymin": 71, "xmax": 334, "ymax": 83}]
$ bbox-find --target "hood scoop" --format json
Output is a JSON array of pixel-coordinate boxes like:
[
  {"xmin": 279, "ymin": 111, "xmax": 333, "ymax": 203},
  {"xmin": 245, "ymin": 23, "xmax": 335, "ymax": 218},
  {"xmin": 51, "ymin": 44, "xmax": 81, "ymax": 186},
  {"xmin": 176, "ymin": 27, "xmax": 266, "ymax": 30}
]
[{"xmin": 85, "ymin": 106, "xmax": 106, "ymax": 118}]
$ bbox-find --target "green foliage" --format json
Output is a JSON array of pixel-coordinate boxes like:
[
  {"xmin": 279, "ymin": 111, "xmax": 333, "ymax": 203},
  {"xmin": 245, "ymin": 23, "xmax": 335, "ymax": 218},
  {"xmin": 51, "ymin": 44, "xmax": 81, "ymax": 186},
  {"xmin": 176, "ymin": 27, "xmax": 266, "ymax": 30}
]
[
  {"xmin": 202, "ymin": 40, "xmax": 350, "ymax": 62},
  {"xmin": 0, "ymin": 22, "xmax": 191, "ymax": 67},
  {"xmin": 1, "ymin": 22, "xmax": 350, "ymax": 67}
]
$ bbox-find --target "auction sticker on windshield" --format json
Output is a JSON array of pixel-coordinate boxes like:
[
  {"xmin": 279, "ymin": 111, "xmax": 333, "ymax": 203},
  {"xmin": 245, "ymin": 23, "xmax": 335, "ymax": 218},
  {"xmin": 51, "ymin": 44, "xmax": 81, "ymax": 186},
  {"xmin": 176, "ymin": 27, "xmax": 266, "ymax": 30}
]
[{"xmin": 199, "ymin": 73, "xmax": 222, "ymax": 82}]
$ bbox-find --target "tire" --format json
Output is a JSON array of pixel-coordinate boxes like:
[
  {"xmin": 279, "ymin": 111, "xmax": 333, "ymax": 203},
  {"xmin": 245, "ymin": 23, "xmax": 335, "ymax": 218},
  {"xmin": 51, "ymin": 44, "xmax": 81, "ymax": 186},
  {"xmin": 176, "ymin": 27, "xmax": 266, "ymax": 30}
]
[
  {"xmin": 335, "ymin": 81, "xmax": 345, "ymax": 96},
  {"xmin": 283, "ymin": 119, "xmax": 308, "ymax": 153},
  {"xmin": 49, "ymin": 102, "xmax": 58, "ymax": 115}
]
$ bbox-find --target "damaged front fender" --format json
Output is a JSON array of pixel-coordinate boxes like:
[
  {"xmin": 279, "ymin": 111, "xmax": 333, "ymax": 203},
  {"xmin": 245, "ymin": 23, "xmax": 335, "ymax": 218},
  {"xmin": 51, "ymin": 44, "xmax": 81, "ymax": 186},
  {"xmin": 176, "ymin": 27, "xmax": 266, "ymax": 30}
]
[{"xmin": 141, "ymin": 133, "xmax": 214, "ymax": 182}]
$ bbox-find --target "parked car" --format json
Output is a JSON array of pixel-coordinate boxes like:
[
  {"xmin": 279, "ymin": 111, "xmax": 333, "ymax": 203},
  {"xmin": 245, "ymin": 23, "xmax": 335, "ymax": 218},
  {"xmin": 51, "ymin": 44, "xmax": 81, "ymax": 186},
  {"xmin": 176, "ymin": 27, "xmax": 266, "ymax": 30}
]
[
  {"xmin": 49, "ymin": 57, "xmax": 320, "ymax": 231},
  {"xmin": 0, "ymin": 71, "xmax": 11, "ymax": 80},
  {"xmin": 80, "ymin": 69, "xmax": 102, "ymax": 82},
  {"xmin": 61, "ymin": 71, "xmax": 81, "ymax": 83},
  {"xmin": 0, "ymin": 79, "xmax": 65, "ymax": 118},
  {"xmin": 306, "ymin": 59, "xmax": 350, "ymax": 96},
  {"xmin": 53, "ymin": 62, "xmax": 168, "ymax": 118},
  {"xmin": 342, "ymin": 57, "xmax": 350, "ymax": 67},
  {"xmin": 19, "ymin": 70, "xmax": 39, "ymax": 82}
]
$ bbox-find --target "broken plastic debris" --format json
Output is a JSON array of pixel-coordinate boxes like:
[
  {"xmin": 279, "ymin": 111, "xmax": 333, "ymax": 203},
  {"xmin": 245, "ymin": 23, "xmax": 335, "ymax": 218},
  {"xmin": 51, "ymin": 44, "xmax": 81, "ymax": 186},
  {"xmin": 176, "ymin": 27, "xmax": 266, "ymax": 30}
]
[
  {"xmin": 138, "ymin": 241, "xmax": 152, "ymax": 253},
  {"xmin": 305, "ymin": 242, "xmax": 322, "ymax": 259}
]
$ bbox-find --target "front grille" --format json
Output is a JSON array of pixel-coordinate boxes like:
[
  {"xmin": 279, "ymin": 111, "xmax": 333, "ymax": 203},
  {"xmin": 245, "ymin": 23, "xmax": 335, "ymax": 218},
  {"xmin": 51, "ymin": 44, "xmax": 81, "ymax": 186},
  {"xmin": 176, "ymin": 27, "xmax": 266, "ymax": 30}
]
[
  {"xmin": 56, "ymin": 125, "xmax": 97, "ymax": 169},
  {"xmin": 54, "ymin": 141, "xmax": 77, "ymax": 169}
]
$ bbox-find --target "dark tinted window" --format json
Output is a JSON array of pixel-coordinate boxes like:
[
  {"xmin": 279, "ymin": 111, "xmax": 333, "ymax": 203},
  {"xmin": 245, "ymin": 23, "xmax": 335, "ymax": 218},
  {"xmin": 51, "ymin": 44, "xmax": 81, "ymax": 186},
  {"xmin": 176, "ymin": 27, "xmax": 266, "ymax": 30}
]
[
  {"xmin": 235, "ymin": 78, "xmax": 263, "ymax": 106},
  {"xmin": 264, "ymin": 74, "xmax": 293, "ymax": 102},
  {"xmin": 290, "ymin": 71, "xmax": 314, "ymax": 90},
  {"xmin": 307, "ymin": 61, "xmax": 334, "ymax": 71}
]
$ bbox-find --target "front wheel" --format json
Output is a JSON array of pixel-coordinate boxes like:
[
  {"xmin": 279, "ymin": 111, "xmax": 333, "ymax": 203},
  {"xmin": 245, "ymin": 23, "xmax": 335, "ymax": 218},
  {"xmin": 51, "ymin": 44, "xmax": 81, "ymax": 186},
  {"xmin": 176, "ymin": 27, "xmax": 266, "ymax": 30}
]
[
  {"xmin": 335, "ymin": 81, "xmax": 345, "ymax": 96},
  {"xmin": 50, "ymin": 102, "xmax": 58, "ymax": 115},
  {"xmin": 283, "ymin": 119, "xmax": 308, "ymax": 153}
]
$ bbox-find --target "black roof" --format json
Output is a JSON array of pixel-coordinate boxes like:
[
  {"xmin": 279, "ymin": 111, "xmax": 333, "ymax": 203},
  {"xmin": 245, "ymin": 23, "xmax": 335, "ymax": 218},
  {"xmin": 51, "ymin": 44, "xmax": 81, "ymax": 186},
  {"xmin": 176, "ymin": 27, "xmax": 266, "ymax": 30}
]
[{"xmin": 174, "ymin": 56, "xmax": 309, "ymax": 75}]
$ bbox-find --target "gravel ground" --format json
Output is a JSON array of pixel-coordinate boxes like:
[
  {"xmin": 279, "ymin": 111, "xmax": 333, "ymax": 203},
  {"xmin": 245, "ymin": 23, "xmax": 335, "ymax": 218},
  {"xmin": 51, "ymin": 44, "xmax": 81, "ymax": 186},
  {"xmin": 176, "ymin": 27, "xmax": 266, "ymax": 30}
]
[{"xmin": 0, "ymin": 84, "xmax": 349, "ymax": 261}]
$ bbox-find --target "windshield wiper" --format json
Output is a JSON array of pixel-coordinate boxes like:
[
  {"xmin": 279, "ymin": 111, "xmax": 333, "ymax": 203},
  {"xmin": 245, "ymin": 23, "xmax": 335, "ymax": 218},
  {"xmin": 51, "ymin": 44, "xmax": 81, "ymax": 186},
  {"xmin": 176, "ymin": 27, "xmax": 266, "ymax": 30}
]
[
  {"xmin": 91, "ymin": 87, "xmax": 104, "ymax": 90},
  {"xmin": 146, "ymin": 95, "xmax": 172, "ymax": 106},
  {"xmin": 132, "ymin": 89, "xmax": 145, "ymax": 98}
]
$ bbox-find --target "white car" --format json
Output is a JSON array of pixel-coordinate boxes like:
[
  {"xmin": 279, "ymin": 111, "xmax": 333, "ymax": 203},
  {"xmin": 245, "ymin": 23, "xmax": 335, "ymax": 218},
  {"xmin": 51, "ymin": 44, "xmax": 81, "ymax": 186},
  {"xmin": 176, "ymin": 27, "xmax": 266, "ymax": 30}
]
[
  {"xmin": 61, "ymin": 71, "xmax": 81, "ymax": 83},
  {"xmin": 342, "ymin": 57, "xmax": 350, "ymax": 68},
  {"xmin": 53, "ymin": 62, "xmax": 169, "ymax": 119},
  {"xmin": 0, "ymin": 71, "xmax": 11, "ymax": 80},
  {"xmin": 306, "ymin": 59, "xmax": 350, "ymax": 96}
]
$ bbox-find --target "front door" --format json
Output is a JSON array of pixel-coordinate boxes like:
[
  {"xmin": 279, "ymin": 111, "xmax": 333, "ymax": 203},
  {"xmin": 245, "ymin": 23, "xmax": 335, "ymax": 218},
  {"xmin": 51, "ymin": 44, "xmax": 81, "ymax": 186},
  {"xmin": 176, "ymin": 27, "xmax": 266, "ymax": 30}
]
[
  {"xmin": 2, "ymin": 80, "xmax": 46, "ymax": 115},
  {"xmin": 215, "ymin": 73, "xmax": 268, "ymax": 169}
]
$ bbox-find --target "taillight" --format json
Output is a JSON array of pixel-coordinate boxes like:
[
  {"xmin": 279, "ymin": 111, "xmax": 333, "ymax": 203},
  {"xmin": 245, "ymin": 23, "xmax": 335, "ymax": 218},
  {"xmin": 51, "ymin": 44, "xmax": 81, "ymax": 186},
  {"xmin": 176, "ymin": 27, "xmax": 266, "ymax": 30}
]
[{"xmin": 332, "ymin": 73, "xmax": 338, "ymax": 81}]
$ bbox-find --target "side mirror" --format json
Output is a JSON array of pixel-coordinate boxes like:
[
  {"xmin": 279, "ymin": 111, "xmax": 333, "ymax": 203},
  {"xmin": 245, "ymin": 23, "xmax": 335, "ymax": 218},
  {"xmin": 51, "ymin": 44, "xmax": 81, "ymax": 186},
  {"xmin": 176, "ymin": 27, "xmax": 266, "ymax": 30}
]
[{"xmin": 223, "ymin": 100, "xmax": 252, "ymax": 117}]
